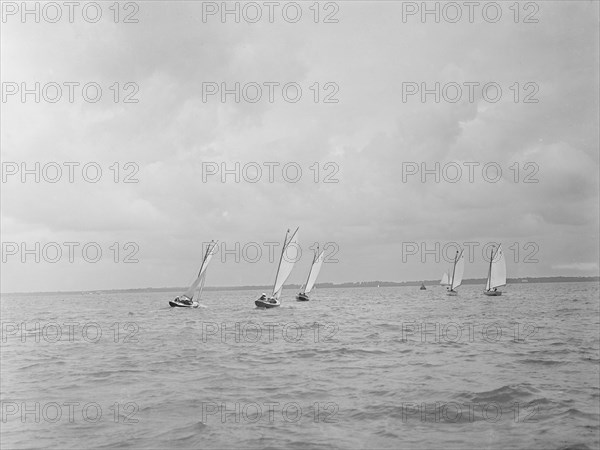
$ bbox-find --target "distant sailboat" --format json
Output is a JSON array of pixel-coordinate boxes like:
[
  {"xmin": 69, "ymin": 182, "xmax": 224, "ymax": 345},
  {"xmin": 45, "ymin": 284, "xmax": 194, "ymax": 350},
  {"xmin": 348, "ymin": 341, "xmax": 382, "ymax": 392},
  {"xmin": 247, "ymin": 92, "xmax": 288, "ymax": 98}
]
[
  {"xmin": 255, "ymin": 227, "xmax": 300, "ymax": 308},
  {"xmin": 169, "ymin": 240, "xmax": 218, "ymax": 308},
  {"xmin": 420, "ymin": 281, "xmax": 426, "ymax": 290},
  {"xmin": 484, "ymin": 245, "xmax": 506, "ymax": 296},
  {"xmin": 440, "ymin": 272, "xmax": 450, "ymax": 287},
  {"xmin": 447, "ymin": 249, "xmax": 465, "ymax": 296},
  {"xmin": 296, "ymin": 245, "xmax": 325, "ymax": 301}
]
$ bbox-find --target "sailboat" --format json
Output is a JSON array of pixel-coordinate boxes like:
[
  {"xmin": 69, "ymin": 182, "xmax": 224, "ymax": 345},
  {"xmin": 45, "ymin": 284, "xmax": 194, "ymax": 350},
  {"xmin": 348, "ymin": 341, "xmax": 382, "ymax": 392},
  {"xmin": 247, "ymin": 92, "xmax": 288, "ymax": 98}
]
[
  {"xmin": 420, "ymin": 281, "xmax": 426, "ymax": 290},
  {"xmin": 255, "ymin": 227, "xmax": 300, "ymax": 308},
  {"xmin": 447, "ymin": 249, "xmax": 465, "ymax": 296},
  {"xmin": 296, "ymin": 245, "xmax": 325, "ymax": 301},
  {"xmin": 484, "ymin": 245, "xmax": 506, "ymax": 296},
  {"xmin": 440, "ymin": 272, "xmax": 450, "ymax": 287},
  {"xmin": 169, "ymin": 240, "xmax": 218, "ymax": 308}
]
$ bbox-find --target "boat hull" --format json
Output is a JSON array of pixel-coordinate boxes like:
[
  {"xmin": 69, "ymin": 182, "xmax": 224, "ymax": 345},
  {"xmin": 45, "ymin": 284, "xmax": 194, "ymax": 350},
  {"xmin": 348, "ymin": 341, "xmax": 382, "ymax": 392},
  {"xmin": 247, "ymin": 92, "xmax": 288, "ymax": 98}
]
[
  {"xmin": 447, "ymin": 290, "xmax": 458, "ymax": 296},
  {"xmin": 296, "ymin": 293, "xmax": 309, "ymax": 301},
  {"xmin": 255, "ymin": 299, "xmax": 280, "ymax": 308},
  {"xmin": 169, "ymin": 300, "xmax": 199, "ymax": 308},
  {"xmin": 484, "ymin": 290, "xmax": 502, "ymax": 296}
]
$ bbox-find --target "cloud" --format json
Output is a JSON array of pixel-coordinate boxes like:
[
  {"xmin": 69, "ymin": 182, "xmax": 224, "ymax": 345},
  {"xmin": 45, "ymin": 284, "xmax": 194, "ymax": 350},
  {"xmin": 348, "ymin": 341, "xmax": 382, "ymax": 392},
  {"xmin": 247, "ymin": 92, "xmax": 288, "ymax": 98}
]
[{"xmin": 1, "ymin": 1, "xmax": 599, "ymax": 291}]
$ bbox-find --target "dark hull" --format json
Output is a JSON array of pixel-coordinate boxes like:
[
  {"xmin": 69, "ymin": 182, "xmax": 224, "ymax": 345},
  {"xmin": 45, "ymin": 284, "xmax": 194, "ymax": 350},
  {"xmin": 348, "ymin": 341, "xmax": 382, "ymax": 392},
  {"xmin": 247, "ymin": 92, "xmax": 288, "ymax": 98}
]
[
  {"xmin": 169, "ymin": 300, "xmax": 198, "ymax": 308},
  {"xmin": 484, "ymin": 291, "xmax": 502, "ymax": 296},
  {"xmin": 255, "ymin": 299, "xmax": 280, "ymax": 308},
  {"xmin": 296, "ymin": 293, "xmax": 309, "ymax": 301},
  {"xmin": 447, "ymin": 290, "xmax": 458, "ymax": 296}
]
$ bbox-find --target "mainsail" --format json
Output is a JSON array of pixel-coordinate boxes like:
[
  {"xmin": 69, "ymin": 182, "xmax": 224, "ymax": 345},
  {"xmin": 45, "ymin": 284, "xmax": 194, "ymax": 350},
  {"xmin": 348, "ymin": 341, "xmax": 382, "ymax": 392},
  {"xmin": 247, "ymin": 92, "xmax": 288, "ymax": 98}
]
[
  {"xmin": 450, "ymin": 250, "xmax": 465, "ymax": 290},
  {"xmin": 486, "ymin": 245, "xmax": 507, "ymax": 290},
  {"xmin": 194, "ymin": 271, "xmax": 207, "ymax": 300},
  {"xmin": 304, "ymin": 248, "xmax": 325, "ymax": 294},
  {"xmin": 440, "ymin": 272, "xmax": 449, "ymax": 286},
  {"xmin": 183, "ymin": 241, "xmax": 217, "ymax": 299},
  {"xmin": 272, "ymin": 228, "xmax": 300, "ymax": 299}
]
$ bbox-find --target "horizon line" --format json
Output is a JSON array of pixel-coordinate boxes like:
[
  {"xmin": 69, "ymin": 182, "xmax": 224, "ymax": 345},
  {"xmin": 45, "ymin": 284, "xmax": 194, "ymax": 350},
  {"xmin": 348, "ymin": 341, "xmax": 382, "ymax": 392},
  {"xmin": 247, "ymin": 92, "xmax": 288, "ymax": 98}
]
[{"xmin": 1, "ymin": 275, "xmax": 598, "ymax": 296}]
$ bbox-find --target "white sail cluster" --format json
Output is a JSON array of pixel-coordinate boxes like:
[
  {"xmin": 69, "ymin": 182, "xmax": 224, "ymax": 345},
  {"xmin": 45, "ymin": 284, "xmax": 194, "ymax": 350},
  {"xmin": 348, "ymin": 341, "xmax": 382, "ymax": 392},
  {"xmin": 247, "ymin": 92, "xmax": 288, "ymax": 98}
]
[
  {"xmin": 485, "ymin": 245, "xmax": 507, "ymax": 291},
  {"xmin": 175, "ymin": 235, "xmax": 507, "ymax": 304},
  {"xmin": 171, "ymin": 228, "xmax": 324, "ymax": 308},
  {"xmin": 304, "ymin": 249, "xmax": 325, "ymax": 294},
  {"xmin": 438, "ymin": 243, "xmax": 508, "ymax": 295},
  {"xmin": 450, "ymin": 250, "xmax": 465, "ymax": 290},
  {"xmin": 272, "ymin": 228, "xmax": 300, "ymax": 299},
  {"xmin": 440, "ymin": 272, "xmax": 449, "ymax": 286},
  {"xmin": 183, "ymin": 240, "xmax": 218, "ymax": 300}
]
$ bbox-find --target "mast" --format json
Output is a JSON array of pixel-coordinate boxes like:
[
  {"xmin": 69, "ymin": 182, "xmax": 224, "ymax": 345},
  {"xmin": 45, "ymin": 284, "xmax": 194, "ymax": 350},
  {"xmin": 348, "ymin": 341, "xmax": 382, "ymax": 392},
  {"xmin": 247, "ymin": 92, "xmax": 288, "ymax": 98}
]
[
  {"xmin": 200, "ymin": 241, "xmax": 215, "ymax": 273},
  {"xmin": 183, "ymin": 240, "xmax": 216, "ymax": 299},
  {"xmin": 450, "ymin": 250, "xmax": 458, "ymax": 290},
  {"xmin": 302, "ymin": 245, "xmax": 318, "ymax": 294},
  {"xmin": 197, "ymin": 271, "xmax": 207, "ymax": 300},
  {"xmin": 196, "ymin": 241, "xmax": 216, "ymax": 299},
  {"xmin": 272, "ymin": 229, "xmax": 290, "ymax": 296},
  {"xmin": 194, "ymin": 240, "xmax": 214, "ymax": 279},
  {"xmin": 486, "ymin": 246, "xmax": 495, "ymax": 291}
]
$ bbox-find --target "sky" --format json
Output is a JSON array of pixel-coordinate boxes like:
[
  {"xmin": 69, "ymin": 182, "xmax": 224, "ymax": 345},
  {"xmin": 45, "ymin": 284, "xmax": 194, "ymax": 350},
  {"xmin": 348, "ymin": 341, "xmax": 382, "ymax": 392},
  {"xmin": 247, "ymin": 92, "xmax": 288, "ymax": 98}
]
[{"xmin": 1, "ymin": 1, "xmax": 599, "ymax": 293}]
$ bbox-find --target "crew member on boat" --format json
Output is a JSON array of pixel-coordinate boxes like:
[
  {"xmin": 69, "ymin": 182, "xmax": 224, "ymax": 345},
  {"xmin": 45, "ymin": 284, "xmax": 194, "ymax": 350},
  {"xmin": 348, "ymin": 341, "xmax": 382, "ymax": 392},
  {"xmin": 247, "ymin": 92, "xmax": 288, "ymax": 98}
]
[{"xmin": 176, "ymin": 295, "xmax": 192, "ymax": 305}]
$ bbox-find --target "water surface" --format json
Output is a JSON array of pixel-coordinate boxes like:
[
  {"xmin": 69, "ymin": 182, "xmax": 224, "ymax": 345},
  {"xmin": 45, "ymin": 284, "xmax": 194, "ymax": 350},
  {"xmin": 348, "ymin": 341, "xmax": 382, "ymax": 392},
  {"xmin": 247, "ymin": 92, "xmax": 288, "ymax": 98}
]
[{"xmin": 1, "ymin": 282, "xmax": 599, "ymax": 448}]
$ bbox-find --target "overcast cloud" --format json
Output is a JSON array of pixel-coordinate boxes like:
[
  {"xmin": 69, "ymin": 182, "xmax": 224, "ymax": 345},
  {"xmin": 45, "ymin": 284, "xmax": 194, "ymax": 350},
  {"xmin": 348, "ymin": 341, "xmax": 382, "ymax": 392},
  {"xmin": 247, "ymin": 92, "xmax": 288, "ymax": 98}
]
[{"xmin": 1, "ymin": 1, "xmax": 598, "ymax": 292}]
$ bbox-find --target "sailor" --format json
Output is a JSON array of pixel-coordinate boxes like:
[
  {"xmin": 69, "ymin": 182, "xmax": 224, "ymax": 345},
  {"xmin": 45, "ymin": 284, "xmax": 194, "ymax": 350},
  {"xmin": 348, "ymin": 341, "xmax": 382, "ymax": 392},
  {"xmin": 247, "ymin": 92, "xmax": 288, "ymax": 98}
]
[{"xmin": 259, "ymin": 293, "xmax": 267, "ymax": 300}]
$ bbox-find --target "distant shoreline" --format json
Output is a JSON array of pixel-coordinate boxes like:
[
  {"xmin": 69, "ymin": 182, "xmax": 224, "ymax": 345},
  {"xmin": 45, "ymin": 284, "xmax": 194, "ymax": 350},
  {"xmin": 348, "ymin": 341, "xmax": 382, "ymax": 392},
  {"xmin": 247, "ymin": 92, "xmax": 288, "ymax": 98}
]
[{"xmin": 2, "ymin": 276, "xmax": 598, "ymax": 296}]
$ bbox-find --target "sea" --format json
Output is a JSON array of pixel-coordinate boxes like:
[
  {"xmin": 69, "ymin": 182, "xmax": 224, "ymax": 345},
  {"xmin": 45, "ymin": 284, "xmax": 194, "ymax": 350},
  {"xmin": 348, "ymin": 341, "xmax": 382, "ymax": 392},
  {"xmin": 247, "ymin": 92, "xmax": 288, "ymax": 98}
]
[{"xmin": 1, "ymin": 282, "xmax": 599, "ymax": 449}]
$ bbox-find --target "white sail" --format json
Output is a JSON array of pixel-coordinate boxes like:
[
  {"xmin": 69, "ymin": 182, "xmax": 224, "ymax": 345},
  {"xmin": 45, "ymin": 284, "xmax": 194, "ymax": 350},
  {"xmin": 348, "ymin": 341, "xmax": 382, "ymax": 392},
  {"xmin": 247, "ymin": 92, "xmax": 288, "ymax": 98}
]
[
  {"xmin": 304, "ymin": 250, "xmax": 325, "ymax": 294},
  {"xmin": 183, "ymin": 241, "xmax": 217, "ymax": 299},
  {"xmin": 487, "ymin": 245, "xmax": 507, "ymax": 290},
  {"xmin": 440, "ymin": 272, "xmax": 449, "ymax": 286},
  {"xmin": 194, "ymin": 270, "xmax": 207, "ymax": 300},
  {"xmin": 451, "ymin": 250, "xmax": 465, "ymax": 290},
  {"xmin": 272, "ymin": 228, "xmax": 300, "ymax": 299}
]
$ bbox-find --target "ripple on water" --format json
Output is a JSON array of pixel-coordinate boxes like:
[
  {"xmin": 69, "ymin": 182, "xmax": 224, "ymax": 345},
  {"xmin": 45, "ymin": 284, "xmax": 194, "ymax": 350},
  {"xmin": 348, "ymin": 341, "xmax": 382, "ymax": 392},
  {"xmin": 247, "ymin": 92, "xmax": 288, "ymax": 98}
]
[{"xmin": 1, "ymin": 283, "xmax": 599, "ymax": 449}]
